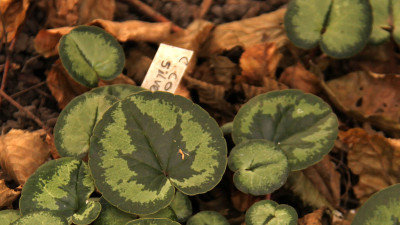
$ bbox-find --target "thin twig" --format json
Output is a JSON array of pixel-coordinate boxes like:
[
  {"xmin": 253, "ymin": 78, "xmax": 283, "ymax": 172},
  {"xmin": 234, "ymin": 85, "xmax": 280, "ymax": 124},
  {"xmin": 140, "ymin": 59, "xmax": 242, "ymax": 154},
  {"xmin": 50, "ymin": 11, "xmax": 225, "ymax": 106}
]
[
  {"xmin": 10, "ymin": 81, "xmax": 46, "ymax": 98},
  {"xmin": 0, "ymin": 89, "xmax": 50, "ymax": 134},
  {"xmin": 198, "ymin": 0, "xmax": 213, "ymax": 19},
  {"xmin": 0, "ymin": 38, "xmax": 16, "ymax": 105},
  {"xmin": 123, "ymin": 0, "xmax": 183, "ymax": 32}
]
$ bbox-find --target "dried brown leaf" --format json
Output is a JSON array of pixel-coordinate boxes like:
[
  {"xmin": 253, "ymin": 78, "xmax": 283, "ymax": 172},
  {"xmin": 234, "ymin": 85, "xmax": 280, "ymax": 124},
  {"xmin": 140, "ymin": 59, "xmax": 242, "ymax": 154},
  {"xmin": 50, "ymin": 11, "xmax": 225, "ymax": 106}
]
[
  {"xmin": 125, "ymin": 46, "xmax": 154, "ymax": 84},
  {"xmin": 298, "ymin": 208, "xmax": 325, "ymax": 225},
  {"xmin": 238, "ymin": 42, "xmax": 282, "ymax": 85},
  {"xmin": 98, "ymin": 74, "xmax": 136, "ymax": 86},
  {"xmin": 46, "ymin": 60, "xmax": 89, "ymax": 109},
  {"xmin": 41, "ymin": 0, "xmax": 115, "ymax": 28},
  {"xmin": 323, "ymin": 71, "xmax": 400, "ymax": 137},
  {"xmin": 0, "ymin": 179, "xmax": 20, "ymax": 207},
  {"xmin": 237, "ymin": 78, "xmax": 287, "ymax": 102},
  {"xmin": 34, "ymin": 27, "xmax": 73, "ymax": 58},
  {"xmin": 200, "ymin": 8, "xmax": 287, "ymax": 57},
  {"xmin": 0, "ymin": 129, "xmax": 50, "ymax": 185},
  {"xmin": 340, "ymin": 128, "xmax": 400, "ymax": 203},
  {"xmin": 279, "ymin": 62, "xmax": 321, "ymax": 94},
  {"xmin": 0, "ymin": 0, "xmax": 29, "ymax": 43}
]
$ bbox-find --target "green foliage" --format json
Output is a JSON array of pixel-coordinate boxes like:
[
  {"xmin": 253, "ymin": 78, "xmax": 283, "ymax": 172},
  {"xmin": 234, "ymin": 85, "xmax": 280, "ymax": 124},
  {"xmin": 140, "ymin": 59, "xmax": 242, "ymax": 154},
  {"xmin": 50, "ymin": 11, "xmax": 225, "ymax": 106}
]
[
  {"xmin": 59, "ymin": 26, "xmax": 125, "ymax": 88},
  {"xmin": 245, "ymin": 200, "xmax": 298, "ymax": 225},
  {"xmin": 0, "ymin": 210, "xmax": 20, "ymax": 224},
  {"xmin": 186, "ymin": 211, "xmax": 229, "ymax": 225},
  {"xmin": 285, "ymin": 0, "xmax": 372, "ymax": 58},
  {"xmin": 352, "ymin": 184, "xmax": 400, "ymax": 225},
  {"xmin": 93, "ymin": 197, "xmax": 137, "ymax": 225},
  {"xmin": 125, "ymin": 218, "xmax": 181, "ymax": 225},
  {"xmin": 89, "ymin": 91, "xmax": 227, "ymax": 214},
  {"xmin": 10, "ymin": 211, "xmax": 68, "ymax": 225}
]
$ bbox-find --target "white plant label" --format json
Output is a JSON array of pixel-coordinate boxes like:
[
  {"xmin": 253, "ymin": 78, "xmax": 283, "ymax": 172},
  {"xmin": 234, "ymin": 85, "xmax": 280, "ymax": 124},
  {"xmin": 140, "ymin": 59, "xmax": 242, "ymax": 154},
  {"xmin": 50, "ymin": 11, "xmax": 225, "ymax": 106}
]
[{"xmin": 141, "ymin": 43, "xmax": 193, "ymax": 93}]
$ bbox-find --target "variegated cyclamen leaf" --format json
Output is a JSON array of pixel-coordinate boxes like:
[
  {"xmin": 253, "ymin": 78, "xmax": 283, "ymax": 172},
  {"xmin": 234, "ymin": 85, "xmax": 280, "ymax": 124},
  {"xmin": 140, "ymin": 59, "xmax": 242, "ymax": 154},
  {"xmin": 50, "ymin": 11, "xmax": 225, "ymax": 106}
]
[
  {"xmin": 89, "ymin": 91, "xmax": 227, "ymax": 214},
  {"xmin": 90, "ymin": 84, "xmax": 145, "ymax": 100},
  {"xmin": 125, "ymin": 218, "xmax": 180, "ymax": 225},
  {"xmin": 284, "ymin": 0, "xmax": 332, "ymax": 49},
  {"xmin": 368, "ymin": 0, "xmax": 391, "ymax": 45},
  {"xmin": 54, "ymin": 91, "xmax": 118, "ymax": 159},
  {"xmin": 169, "ymin": 191, "xmax": 192, "ymax": 222},
  {"xmin": 72, "ymin": 199, "xmax": 102, "ymax": 225},
  {"xmin": 352, "ymin": 184, "xmax": 400, "ymax": 225},
  {"xmin": 139, "ymin": 206, "xmax": 177, "ymax": 221},
  {"xmin": 228, "ymin": 139, "xmax": 289, "ymax": 195},
  {"xmin": 59, "ymin": 26, "xmax": 125, "ymax": 88},
  {"xmin": 393, "ymin": 0, "xmax": 400, "ymax": 46},
  {"xmin": 20, "ymin": 158, "xmax": 95, "ymax": 222},
  {"xmin": 0, "ymin": 210, "xmax": 20, "ymax": 224},
  {"xmin": 93, "ymin": 197, "xmax": 137, "ymax": 225},
  {"xmin": 232, "ymin": 90, "xmax": 338, "ymax": 171},
  {"xmin": 10, "ymin": 211, "xmax": 68, "ymax": 225},
  {"xmin": 186, "ymin": 211, "xmax": 229, "ymax": 225},
  {"xmin": 245, "ymin": 200, "xmax": 298, "ymax": 225}
]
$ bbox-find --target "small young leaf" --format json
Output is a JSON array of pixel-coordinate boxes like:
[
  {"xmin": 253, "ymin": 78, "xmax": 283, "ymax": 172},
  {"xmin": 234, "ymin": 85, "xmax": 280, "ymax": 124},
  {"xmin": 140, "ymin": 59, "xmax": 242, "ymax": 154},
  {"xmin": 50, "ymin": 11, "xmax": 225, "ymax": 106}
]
[
  {"xmin": 93, "ymin": 197, "xmax": 137, "ymax": 225},
  {"xmin": 54, "ymin": 92, "xmax": 118, "ymax": 159},
  {"xmin": 90, "ymin": 84, "xmax": 145, "ymax": 100},
  {"xmin": 228, "ymin": 139, "xmax": 289, "ymax": 195},
  {"xmin": 186, "ymin": 211, "xmax": 229, "ymax": 225},
  {"xmin": 20, "ymin": 158, "xmax": 96, "ymax": 222},
  {"xmin": 245, "ymin": 200, "xmax": 298, "ymax": 225},
  {"xmin": 352, "ymin": 184, "xmax": 400, "ymax": 225},
  {"xmin": 368, "ymin": 0, "xmax": 391, "ymax": 45},
  {"xmin": 10, "ymin": 211, "xmax": 68, "ymax": 225},
  {"xmin": 89, "ymin": 91, "xmax": 227, "ymax": 214},
  {"xmin": 232, "ymin": 89, "xmax": 338, "ymax": 171},
  {"xmin": 139, "ymin": 207, "xmax": 177, "ymax": 221},
  {"xmin": 0, "ymin": 210, "xmax": 20, "ymax": 224},
  {"xmin": 59, "ymin": 26, "xmax": 125, "ymax": 88},
  {"xmin": 169, "ymin": 191, "xmax": 192, "ymax": 222},
  {"xmin": 125, "ymin": 218, "xmax": 180, "ymax": 225},
  {"xmin": 72, "ymin": 199, "xmax": 102, "ymax": 225}
]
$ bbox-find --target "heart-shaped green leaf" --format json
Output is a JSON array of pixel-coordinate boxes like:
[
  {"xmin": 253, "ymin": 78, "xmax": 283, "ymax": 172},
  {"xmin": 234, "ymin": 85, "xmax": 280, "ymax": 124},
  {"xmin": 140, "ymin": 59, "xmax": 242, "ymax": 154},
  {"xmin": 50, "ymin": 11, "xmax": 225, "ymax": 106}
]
[
  {"xmin": 0, "ymin": 210, "xmax": 20, "ymax": 225},
  {"xmin": 20, "ymin": 158, "xmax": 99, "ymax": 223},
  {"xmin": 59, "ymin": 26, "xmax": 125, "ymax": 88},
  {"xmin": 228, "ymin": 139, "xmax": 289, "ymax": 195},
  {"xmin": 54, "ymin": 91, "xmax": 119, "ymax": 159},
  {"xmin": 232, "ymin": 90, "xmax": 338, "ymax": 171},
  {"xmin": 140, "ymin": 207, "xmax": 177, "ymax": 221},
  {"xmin": 89, "ymin": 91, "xmax": 227, "ymax": 214},
  {"xmin": 90, "ymin": 84, "xmax": 145, "ymax": 100},
  {"xmin": 285, "ymin": 0, "xmax": 372, "ymax": 58},
  {"xmin": 10, "ymin": 211, "xmax": 68, "ymax": 225},
  {"xmin": 72, "ymin": 199, "xmax": 102, "ymax": 225},
  {"xmin": 186, "ymin": 211, "xmax": 229, "ymax": 225},
  {"xmin": 245, "ymin": 200, "xmax": 298, "ymax": 225},
  {"xmin": 125, "ymin": 218, "xmax": 180, "ymax": 225},
  {"xmin": 352, "ymin": 184, "xmax": 400, "ymax": 225},
  {"xmin": 93, "ymin": 197, "xmax": 137, "ymax": 225},
  {"xmin": 369, "ymin": 0, "xmax": 391, "ymax": 44}
]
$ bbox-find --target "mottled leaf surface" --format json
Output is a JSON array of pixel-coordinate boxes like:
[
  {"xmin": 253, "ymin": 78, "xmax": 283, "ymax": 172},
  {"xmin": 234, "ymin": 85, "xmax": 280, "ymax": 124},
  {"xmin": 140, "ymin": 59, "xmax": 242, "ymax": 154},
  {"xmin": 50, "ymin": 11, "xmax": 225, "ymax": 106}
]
[
  {"xmin": 368, "ymin": 0, "xmax": 391, "ymax": 44},
  {"xmin": 139, "ymin": 206, "xmax": 177, "ymax": 221},
  {"xmin": 125, "ymin": 218, "xmax": 180, "ymax": 225},
  {"xmin": 0, "ymin": 210, "xmax": 20, "ymax": 224},
  {"xmin": 186, "ymin": 211, "xmax": 229, "ymax": 225},
  {"xmin": 284, "ymin": 0, "xmax": 331, "ymax": 49},
  {"xmin": 245, "ymin": 200, "xmax": 298, "ymax": 225},
  {"xmin": 72, "ymin": 199, "xmax": 102, "ymax": 225},
  {"xmin": 10, "ymin": 211, "xmax": 68, "ymax": 225},
  {"xmin": 89, "ymin": 91, "xmax": 227, "ymax": 214},
  {"xmin": 232, "ymin": 90, "xmax": 338, "ymax": 170},
  {"xmin": 393, "ymin": 0, "xmax": 400, "ymax": 45},
  {"xmin": 352, "ymin": 184, "xmax": 400, "ymax": 225},
  {"xmin": 54, "ymin": 92, "xmax": 118, "ymax": 159},
  {"xmin": 169, "ymin": 191, "xmax": 192, "ymax": 222},
  {"xmin": 90, "ymin": 84, "xmax": 145, "ymax": 100},
  {"xmin": 20, "ymin": 158, "xmax": 95, "ymax": 222},
  {"xmin": 228, "ymin": 139, "xmax": 289, "ymax": 195},
  {"xmin": 93, "ymin": 197, "xmax": 136, "ymax": 225},
  {"xmin": 59, "ymin": 26, "xmax": 125, "ymax": 88}
]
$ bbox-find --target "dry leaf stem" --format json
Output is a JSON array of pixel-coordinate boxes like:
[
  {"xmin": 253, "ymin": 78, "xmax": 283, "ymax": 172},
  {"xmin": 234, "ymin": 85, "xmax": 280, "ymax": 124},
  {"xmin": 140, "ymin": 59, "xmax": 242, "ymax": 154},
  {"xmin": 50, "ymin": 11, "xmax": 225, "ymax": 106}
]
[
  {"xmin": 0, "ymin": 38, "xmax": 16, "ymax": 105},
  {"xmin": 122, "ymin": 0, "xmax": 183, "ymax": 32}
]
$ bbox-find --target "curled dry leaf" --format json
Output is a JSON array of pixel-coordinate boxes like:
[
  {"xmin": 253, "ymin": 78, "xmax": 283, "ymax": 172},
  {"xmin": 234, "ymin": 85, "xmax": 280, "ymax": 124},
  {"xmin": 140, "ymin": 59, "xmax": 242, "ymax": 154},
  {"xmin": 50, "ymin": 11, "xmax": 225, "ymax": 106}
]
[
  {"xmin": 98, "ymin": 74, "xmax": 136, "ymax": 86},
  {"xmin": 238, "ymin": 42, "xmax": 282, "ymax": 85},
  {"xmin": 0, "ymin": 129, "xmax": 50, "ymax": 185},
  {"xmin": 34, "ymin": 27, "xmax": 73, "ymax": 58},
  {"xmin": 340, "ymin": 128, "xmax": 400, "ymax": 203},
  {"xmin": 200, "ymin": 8, "xmax": 287, "ymax": 57},
  {"xmin": 0, "ymin": 179, "xmax": 20, "ymax": 207},
  {"xmin": 125, "ymin": 45, "xmax": 155, "ymax": 84},
  {"xmin": 237, "ymin": 79, "xmax": 287, "ymax": 102},
  {"xmin": 0, "ymin": 0, "xmax": 29, "ymax": 43},
  {"xmin": 298, "ymin": 208, "xmax": 325, "ymax": 225},
  {"xmin": 40, "ymin": 0, "xmax": 115, "ymax": 28},
  {"xmin": 323, "ymin": 71, "xmax": 400, "ymax": 137},
  {"xmin": 279, "ymin": 62, "xmax": 321, "ymax": 94},
  {"xmin": 47, "ymin": 60, "xmax": 90, "ymax": 109}
]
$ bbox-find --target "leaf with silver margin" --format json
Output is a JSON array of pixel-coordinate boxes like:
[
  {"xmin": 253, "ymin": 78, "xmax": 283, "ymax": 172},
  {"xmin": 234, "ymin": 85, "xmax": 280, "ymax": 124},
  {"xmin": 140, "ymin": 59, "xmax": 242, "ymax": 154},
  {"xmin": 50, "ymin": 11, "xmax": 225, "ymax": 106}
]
[
  {"xmin": 245, "ymin": 200, "xmax": 298, "ymax": 225},
  {"xmin": 54, "ymin": 91, "xmax": 119, "ymax": 159},
  {"xmin": 72, "ymin": 199, "xmax": 102, "ymax": 225},
  {"xmin": 186, "ymin": 211, "xmax": 229, "ymax": 225},
  {"xmin": 232, "ymin": 89, "xmax": 338, "ymax": 171},
  {"xmin": 125, "ymin": 218, "xmax": 180, "ymax": 225},
  {"xmin": 59, "ymin": 26, "xmax": 125, "ymax": 88},
  {"xmin": 352, "ymin": 184, "xmax": 400, "ymax": 225},
  {"xmin": 89, "ymin": 91, "xmax": 227, "ymax": 214},
  {"xmin": 90, "ymin": 84, "xmax": 145, "ymax": 100},
  {"xmin": 0, "ymin": 210, "xmax": 20, "ymax": 224},
  {"xmin": 19, "ymin": 158, "xmax": 96, "ymax": 223},
  {"xmin": 169, "ymin": 191, "xmax": 192, "ymax": 222},
  {"xmin": 228, "ymin": 139, "xmax": 289, "ymax": 195},
  {"xmin": 93, "ymin": 197, "xmax": 137, "ymax": 225},
  {"xmin": 10, "ymin": 211, "xmax": 68, "ymax": 225}
]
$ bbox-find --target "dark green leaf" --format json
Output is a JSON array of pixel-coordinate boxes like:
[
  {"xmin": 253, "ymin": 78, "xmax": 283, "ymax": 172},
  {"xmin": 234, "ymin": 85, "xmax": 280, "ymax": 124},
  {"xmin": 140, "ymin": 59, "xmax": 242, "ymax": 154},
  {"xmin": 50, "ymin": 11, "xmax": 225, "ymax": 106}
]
[
  {"xmin": 125, "ymin": 218, "xmax": 180, "ymax": 225},
  {"xmin": 186, "ymin": 211, "xmax": 229, "ymax": 225},
  {"xmin": 0, "ymin": 210, "xmax": 20, "ymax": 225},
  {"xmin": 169, "ymin": 191, "xmax": 192, "ymax": 222},
  {"xmin": 10, "ymin": 211, "xmax": 68, "ymax": 225},
  {"xmin": 90, "ymin": 84, "xmax": 145, "ymax": 100},
  {"xmin": 368, "ymin": 0, "xmax": 391, "ymax": 44},
  {"xmin": 93, "ymin": 197, "xmax": 137, "ymax": 225},
  {"xmin": 245, "ymin": 200, "xmax": 297, "ymax": 225}
]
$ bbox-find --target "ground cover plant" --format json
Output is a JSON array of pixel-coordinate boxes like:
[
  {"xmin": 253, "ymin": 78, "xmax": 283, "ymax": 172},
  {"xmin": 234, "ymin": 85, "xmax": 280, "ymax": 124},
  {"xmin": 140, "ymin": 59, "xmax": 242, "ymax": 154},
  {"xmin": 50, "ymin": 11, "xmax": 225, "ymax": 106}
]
[{"xmin": 1, "ymin": 0, "xmax": 400, "ymax": 224}]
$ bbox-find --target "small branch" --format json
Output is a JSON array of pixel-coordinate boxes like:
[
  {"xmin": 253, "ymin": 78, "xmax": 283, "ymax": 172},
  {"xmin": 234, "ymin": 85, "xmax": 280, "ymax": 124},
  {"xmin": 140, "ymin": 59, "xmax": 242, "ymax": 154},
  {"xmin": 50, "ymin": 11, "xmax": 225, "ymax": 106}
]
[
  {"xmin": 0, "ymin": 38, "xmax": 16, "ymax": 105},
  {"xmin": 198, "ymin": 0, "xmax": 213, "ymax": 19},
  {"xmin": 122, "ymin": 0, "xmax": 183, "ymax": 32},
  {"xmin": 0, "ymin": 89, "xmax": 50, "ymax": 134},
  {"xmin": 10, "ymin": 81, "xmax": 46, "ymax": 99}
]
